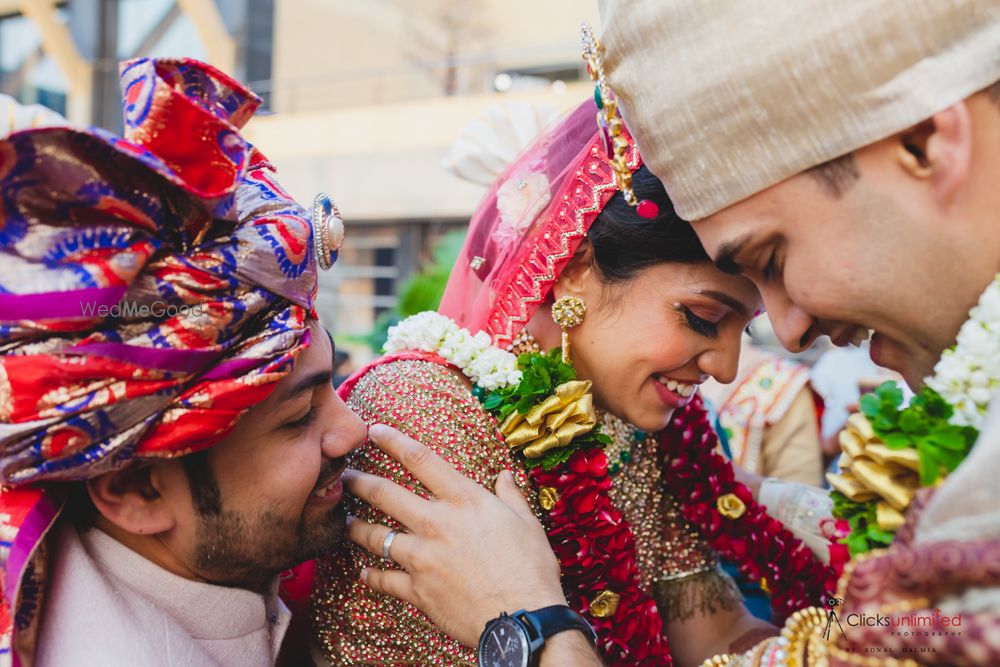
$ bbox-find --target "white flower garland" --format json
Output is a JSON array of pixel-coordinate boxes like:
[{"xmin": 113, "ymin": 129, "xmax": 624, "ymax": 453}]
[
  {"xmin": 926, "ymin": 274, "xmax": 1000, "ymax": 430},
  {"xmin": 384, "ymin": 311, "xmax": 522, "ymax": 391}
]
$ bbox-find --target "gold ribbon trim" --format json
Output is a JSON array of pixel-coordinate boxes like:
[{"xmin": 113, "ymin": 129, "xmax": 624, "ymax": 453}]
[
  {"xmin": 499, "ymin": 380, "xmax": 597, "ymax": 458},
  {"xmin": 826, "ymin": 413, "xmax": 920, "ymax": 531}
]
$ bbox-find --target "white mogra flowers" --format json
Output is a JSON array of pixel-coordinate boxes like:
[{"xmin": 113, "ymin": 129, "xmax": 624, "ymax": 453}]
[
  {"xmin": 926, "ymin": 275, "xmax": 1000, "ymax": 430},
  {"xmin": 385, "ymin": 311, "xmax": 522, "ymax": 391}
]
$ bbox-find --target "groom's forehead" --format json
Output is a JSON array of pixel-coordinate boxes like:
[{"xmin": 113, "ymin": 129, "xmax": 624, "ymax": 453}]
[
  {"xmin": 693, "ymin": 196, "xmax": 783, "ymax": 263},
  {"xmin": 694, "ymin": 167, "xmax": 849, "ymax": 255}
]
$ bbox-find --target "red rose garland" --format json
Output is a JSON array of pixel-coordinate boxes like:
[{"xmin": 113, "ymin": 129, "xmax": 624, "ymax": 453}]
[
  {"xmin": 531, "ymin": 448, "xmax": 671, "ymax": 666},
  {"xmin": 657, "ymin": 397, "xmax": 834, "ymax": 623},
  {"xmin": 529, "ymin": 396, "xmax": 834, "ymax": 666}
]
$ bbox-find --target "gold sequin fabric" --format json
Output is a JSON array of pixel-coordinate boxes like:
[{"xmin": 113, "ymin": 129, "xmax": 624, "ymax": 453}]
[{"xmin": 311, "ymin": 359, "xmax": 537, "ymax": 666}]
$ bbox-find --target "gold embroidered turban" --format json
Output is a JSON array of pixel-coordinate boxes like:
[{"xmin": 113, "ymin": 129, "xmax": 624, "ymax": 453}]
[{"xmin": 597, "ymin": 0, "xmax": 1000, "ymax": 220}]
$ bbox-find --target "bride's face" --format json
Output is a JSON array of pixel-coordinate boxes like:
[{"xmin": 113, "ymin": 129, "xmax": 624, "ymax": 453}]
[{"xmin": 558, "ymin": 261, "xmax": 762, "ymax": 432}]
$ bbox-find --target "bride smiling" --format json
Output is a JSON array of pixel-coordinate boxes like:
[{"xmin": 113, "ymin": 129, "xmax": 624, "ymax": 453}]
[{"xmin": 310, "ymin": 98, "xmax": 829, "ymax": 666}]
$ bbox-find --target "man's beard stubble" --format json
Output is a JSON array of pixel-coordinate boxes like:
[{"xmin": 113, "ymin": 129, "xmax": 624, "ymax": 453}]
[{"xmin": 191, "ymin": 459, "xmax": 349, "ymax": 594}]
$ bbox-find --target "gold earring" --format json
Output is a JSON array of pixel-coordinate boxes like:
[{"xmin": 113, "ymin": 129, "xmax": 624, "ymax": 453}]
[{"xmin": 551, "ymin": 295, "xmax": 587, "ymax": 364}]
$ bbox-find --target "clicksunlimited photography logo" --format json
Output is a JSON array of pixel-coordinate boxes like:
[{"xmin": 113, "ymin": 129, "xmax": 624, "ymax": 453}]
[
  {"xmin": 80, "ymin": 299, "xmax": 206, "ymax": 318},
  {"xmin": 846, "ymin": 608, "xmax": 963, "ymax": 633},
  {"xmin": 826, "ymin": 595, "xmax": 962, "ymax": 660}
]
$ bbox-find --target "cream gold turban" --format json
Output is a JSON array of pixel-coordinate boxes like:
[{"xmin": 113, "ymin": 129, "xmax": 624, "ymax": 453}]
[{"xmin": 598, "ymin": 0, "xmax": 1000, "ymax": 221}]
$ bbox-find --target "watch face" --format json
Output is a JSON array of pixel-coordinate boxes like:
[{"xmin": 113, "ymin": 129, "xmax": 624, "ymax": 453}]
[{"xmin": 478, "ymin": 617, "xmax": 530, "ymax": 667}]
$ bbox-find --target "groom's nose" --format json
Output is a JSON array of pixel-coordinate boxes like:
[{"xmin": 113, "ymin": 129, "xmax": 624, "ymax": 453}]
[
  {"xmin": 319, "ymin": 390, "xmax": 369, "ymax": 460},
  {"xmin": 761, "ymin": 288, "xmax": 816, "ymax": 353}
]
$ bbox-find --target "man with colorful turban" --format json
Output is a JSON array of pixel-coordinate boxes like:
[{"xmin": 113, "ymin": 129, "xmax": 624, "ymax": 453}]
[
  {"xmin": 597, "ymin": 0, "xmax": 1000, "ymax": 663},
  {"xmin": 0, "ymin": 59, "xmax": 599, "ymax": 667},
  {"xmin": 0, "ymin": 55, "xmax": 363, "ymax": 666}
]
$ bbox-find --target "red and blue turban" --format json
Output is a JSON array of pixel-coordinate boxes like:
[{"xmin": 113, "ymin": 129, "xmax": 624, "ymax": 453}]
[{"xmin": 0, "ymin": 58, "xmax": 333, "ymax": 664}]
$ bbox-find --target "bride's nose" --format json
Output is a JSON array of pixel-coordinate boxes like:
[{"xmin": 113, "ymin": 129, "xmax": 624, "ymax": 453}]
[{"xmin": 696, "ymin": 337, "xmax": 741, "ymax": 385}]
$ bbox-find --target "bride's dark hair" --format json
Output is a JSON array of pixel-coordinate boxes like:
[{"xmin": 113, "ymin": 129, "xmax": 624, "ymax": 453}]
[{"xmin": 588, "ymin": 165, "xmax": 710, "ymax": 283}]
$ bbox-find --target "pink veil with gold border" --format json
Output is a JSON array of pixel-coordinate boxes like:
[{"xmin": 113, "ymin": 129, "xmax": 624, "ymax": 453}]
[{"xmin": 439, "ymin": 98, "xmax": 641, "ymax": 347}]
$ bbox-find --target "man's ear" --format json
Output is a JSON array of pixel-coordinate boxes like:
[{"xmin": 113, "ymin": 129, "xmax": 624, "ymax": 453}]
[
  {"xmin": 86, "ymin": 463, "xmax": 176, "ymax": 536},
  {"xmin": 553, "ymin": 239, "xmax": 597, "ymax": 298},
  {"xmin": 896, "ymin": 101, "xmax": 973, "ymax": 206}
]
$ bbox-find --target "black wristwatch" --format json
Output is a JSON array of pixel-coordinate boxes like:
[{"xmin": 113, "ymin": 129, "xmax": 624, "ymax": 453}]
[{"xmin": 476, "ymin": 605, "xmax": 597, "ymax": 667}]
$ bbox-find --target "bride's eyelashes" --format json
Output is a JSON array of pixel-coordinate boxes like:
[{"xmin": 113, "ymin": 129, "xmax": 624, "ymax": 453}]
[{"xmin": 678, "ymin": 305, "xmax": 719, "ymax": 338}]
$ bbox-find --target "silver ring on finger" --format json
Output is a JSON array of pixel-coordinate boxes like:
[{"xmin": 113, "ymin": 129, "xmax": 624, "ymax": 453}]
[{"xmin": 382, "ymin": 528, "xmax": 401, "ymax": 565}]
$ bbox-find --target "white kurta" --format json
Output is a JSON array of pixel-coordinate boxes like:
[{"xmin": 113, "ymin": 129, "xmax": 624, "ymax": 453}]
[{"xmin": 36, "ymin": 523, "xmax": 291, "ymax": 667}]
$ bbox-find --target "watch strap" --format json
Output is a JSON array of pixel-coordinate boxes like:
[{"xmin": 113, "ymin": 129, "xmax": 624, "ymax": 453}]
[{"xmin": 514, "ymin": 605, "xmax": 597, "ymax": 645}]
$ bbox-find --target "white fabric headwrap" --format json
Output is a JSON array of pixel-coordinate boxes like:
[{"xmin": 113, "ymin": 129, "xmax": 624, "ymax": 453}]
[{"xmin": 598, "ymin": 0, "xmax": 1000, "ymax": 221}]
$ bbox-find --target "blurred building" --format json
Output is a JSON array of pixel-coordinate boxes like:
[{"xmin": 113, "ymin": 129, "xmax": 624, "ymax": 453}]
[{"xmin": 3, "ymin": 0, "xmax": 597, "ymax": 359}]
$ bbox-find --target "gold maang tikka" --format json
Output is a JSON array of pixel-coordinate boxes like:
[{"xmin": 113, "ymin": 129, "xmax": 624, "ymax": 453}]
[{"xmin": 580, "ymin": 22, "xmax": 660, "ymax": 220}]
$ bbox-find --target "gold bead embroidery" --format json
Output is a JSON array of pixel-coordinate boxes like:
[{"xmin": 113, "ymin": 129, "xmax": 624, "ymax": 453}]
[
  {"xmin": 312, "ymin": 360, "xmax": 535, "ymax": 666},
  {"xmin": 604, "ymin": 413, "xmax": 715, "ymax": 588}
]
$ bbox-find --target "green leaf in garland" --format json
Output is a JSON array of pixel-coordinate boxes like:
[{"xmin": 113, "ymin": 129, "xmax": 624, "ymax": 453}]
[
  {"xmin": 928, "ymin": 444, "xmax": 964, "ymax": 472},
  {"xmin": 872, "ymin": 415, "xmax": 895, "ymax": 433},
  {"xmin": 882, "ymin": 432, "xmax": 911, "ymax": 449},
  {"xmin": 878, "ymin": 401, "xmax": 901, "ymax": 428},
  {"xmin": 830, "ymin": 491, "xmax": 855, "ymax": 518},
  {"xmin": 866, "ymin": 524, "xmax": 894, "ymax": 546},
  {"xmin": 913, "ymin": 388, "xmax": 952, "ymax": 420},
  {"xmin": 899, "ymin": 410, "xmax": 928, "ymax": 436},
  {"xmin": 525, "ymin": 445, "xmax": 577, "ymax": 471},
  {"xmin": 483, "ymin": 392, "xmax": 504, "ymax": 410},
  {"xmin": 925, "ymin": 427, "xmax": 967, "ymax": 452},
  {"xmin": 832, "ymin": 494, "xmax": 886, "ymax": 556},
  {"xmin": 858, "ymin": 393, "xmax": 882, "ymax": 420},
  {"xmin": 875, "ymin": 381, "xmax": 904, "ymax": 408},
  {"xmin": 554, "ymin": 367, "xmax": 574, "ymax": 386},
  {"xmin": 918, "ymin": 454, "xmax": 940, "ymax": 487},
  {"xmin": 845, "ymin": 532, "xmax": 871, "ymax": 557},
  {"xmin": 537, "ymin": 364, "xmax": 552, "ymax": 387},
  {"xmin": 571, "ymin": 430, "xmax": 611, "ymax": 450}
]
